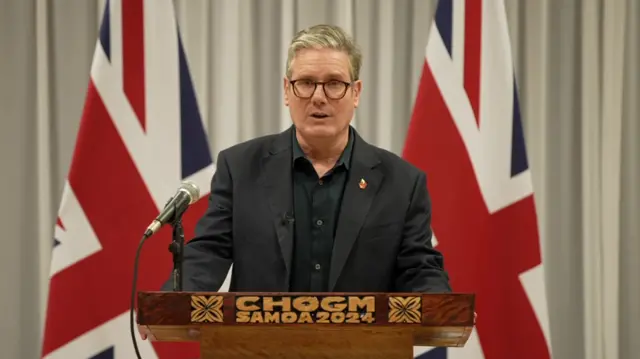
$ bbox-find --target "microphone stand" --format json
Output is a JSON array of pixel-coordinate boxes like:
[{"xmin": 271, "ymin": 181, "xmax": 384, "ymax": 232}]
[{"xmin": 168, "ymin": 207, "xmax": 185, "ymax": 292}]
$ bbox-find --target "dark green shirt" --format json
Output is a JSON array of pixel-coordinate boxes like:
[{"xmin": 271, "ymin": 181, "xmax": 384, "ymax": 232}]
[{"xmin": 289, "ymin": 127, "xmax": 354, "ymax": 292}]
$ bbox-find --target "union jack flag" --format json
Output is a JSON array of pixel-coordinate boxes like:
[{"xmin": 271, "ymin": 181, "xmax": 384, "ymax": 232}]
[
  {"xmin": 403, "ymin": 1, "xmax": 552, "ymax": 359},
  {"xmin": 41, "ymin": 0, "xmax": 215, "ymax": 358}
]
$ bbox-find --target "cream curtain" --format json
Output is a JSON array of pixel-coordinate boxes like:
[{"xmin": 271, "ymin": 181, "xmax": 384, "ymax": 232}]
[{"xmin": 0, "ymin": 0, "xmax": 637, "ymax": 358}]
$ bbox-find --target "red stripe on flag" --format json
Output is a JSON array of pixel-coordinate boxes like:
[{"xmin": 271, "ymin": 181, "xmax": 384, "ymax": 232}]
[
  {"xmin": 404, "ymin": 60, "xmax": 551, "ymax": 359},
  {"xmin": 122, "ymin": 0, "xmax": 146, "ymax": 130},
  {"xmin": 464, "ymin": 0, "xmax": 482, "ymax": 125},
  {"xmin": 41, "ymin": 82, "xmax": 177, "ymax": 355},
  {"xmin": 56, "ymin": 217, "xmax": 65, "ymax": 230}
]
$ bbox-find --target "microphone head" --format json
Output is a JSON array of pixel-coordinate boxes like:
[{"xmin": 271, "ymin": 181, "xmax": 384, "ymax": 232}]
[{"xmin": 180, "ymin": 180, "xmax": 200, "ymax": 204}]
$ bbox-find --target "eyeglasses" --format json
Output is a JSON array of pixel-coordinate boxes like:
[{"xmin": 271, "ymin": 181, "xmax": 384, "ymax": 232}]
[{"xmin": 289, "ymin": 79, "xmax": 352, "ymax": 100}]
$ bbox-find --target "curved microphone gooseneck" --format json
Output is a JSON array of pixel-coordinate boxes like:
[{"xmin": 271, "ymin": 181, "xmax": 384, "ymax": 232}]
[{"xmin": 128, "ymin": 181, "xmax": 200, "ymax": 359}]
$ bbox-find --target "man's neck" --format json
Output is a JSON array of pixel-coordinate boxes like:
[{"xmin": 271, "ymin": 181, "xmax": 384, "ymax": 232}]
[{"xmin": 296, "ymin": 129, "xmax": 349, "ymax": 165}]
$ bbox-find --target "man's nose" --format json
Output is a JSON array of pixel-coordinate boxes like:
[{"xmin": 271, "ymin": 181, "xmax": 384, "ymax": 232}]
[{"xmin": 311, "ymin": 84, "xmax": 327, "ymax": 102}]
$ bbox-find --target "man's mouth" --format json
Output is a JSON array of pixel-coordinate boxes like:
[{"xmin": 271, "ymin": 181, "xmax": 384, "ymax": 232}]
[{"xmin": 310, "ymin": 112, "xmax": 329, "ymax": 119}]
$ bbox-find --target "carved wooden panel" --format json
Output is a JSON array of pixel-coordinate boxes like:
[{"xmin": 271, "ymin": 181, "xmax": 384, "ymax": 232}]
[{"xmin": 137, "ymin": 291, "xmax": 475, "ymax": 358}]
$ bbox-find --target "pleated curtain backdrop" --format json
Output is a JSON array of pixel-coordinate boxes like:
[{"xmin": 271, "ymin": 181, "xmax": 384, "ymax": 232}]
[
  {"xmin": 171, "ymin": 0, "xmax": 437, "ymax": 156},
  {"xmin": 0, "ymin": 0, "xmax": 637, "ymax": 358}
]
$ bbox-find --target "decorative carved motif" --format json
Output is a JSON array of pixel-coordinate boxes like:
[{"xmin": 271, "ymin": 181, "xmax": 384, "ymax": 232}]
[
  {"xmin": 190, "ymin": 295, "xmax": 223, "ymax": 323},
  {"xmin": 388, "ymin": 296, "xmax": 422, "ymax": 324}
]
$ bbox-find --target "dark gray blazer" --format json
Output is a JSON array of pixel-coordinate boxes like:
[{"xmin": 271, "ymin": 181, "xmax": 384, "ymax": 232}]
[{"xmin": 163, "ymin": 126, "xmax": 451, "ymax": 293}]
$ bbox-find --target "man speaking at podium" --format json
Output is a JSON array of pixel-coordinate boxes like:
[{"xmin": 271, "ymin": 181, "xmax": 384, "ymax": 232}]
[{"xmin": 163, "ymin": 24, "xmax": 451, "ymax": 295}]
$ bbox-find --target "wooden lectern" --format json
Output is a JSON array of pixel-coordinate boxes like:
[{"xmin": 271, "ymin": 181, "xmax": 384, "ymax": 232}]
[{"xmin": 137, "ymin": 291, "xmax": 474, "ymax": 359}]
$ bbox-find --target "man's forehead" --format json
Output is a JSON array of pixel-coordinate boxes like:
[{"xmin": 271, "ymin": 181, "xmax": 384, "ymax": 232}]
[
  {"xmin": 292, "ymin": 69, "xmax": 349, "ymax": 80},
  {"xmin": 291, "ymin": 63, "xmax": 350, "ymax": 80}
]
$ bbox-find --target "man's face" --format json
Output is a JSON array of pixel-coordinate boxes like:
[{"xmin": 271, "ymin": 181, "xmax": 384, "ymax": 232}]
[{"xmin": 284, "ymin": 48, "xmax": 362, "ymax": 140}]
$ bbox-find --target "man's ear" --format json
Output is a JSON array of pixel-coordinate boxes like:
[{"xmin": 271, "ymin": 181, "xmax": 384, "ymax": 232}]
[
  {"xmin": 283, "ymin": 77, "xmax": 290, "ymax": 106},
  {"xmin": 352, "ymin": 80, "xmax": 362, "ymax": 108}
]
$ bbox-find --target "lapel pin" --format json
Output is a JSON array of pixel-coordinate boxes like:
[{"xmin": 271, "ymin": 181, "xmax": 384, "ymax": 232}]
[{"xmin": 359, "ymin": 178, "xmax": 367, "ymax": 190}]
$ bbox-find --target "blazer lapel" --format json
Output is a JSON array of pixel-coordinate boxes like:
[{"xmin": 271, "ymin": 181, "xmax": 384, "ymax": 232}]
[
  {"xmin": 257, "ymin": 128, "xmax": 294, "ymax": 289},
  {"xmin": 328, "ymin": 134, "xmax": 383, "ymax": 291}
]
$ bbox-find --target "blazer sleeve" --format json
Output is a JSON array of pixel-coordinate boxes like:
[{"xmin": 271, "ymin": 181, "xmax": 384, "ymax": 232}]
[
  {"xmin": 394, "ymin": 170, "xmax": 452, "ymax": 293},
  {"xmin": 161, "ymin": 150, "xmax": 234, "ymax": 292}
]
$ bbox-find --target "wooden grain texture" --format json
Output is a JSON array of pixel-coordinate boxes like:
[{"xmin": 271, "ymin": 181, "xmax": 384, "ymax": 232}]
[
  {"xmin": 200, "ymin": 326, "xmax": 414, "ymax": 359},
  {"xmin": 137, "ymin": 291, "xmax": 475, "ymax": 359}
]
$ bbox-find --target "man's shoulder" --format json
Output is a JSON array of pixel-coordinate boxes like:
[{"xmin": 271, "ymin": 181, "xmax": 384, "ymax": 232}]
[
  {"xmin": 217, "ymin": 130, "xmax": 287, "ymax": 166},
  {"xmin": 220, "ymin": 133, "xmax": 279, "ymax": 157},
  {"xmin": 365, "ymin": 141, "xmax": 426, "ymax": 182}
]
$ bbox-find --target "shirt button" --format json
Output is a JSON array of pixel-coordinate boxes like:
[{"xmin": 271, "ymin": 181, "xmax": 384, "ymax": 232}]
[
  {"xmin": 315, "ymin": 264, "xmax": 321, "ymax": 270},
  {"xmin": 318, "ymin": 179, "xmax": 323, "ymax": 185},
  {"xmin": 316, "ymin": 219, "xmax": 323, "ymax": 226}
]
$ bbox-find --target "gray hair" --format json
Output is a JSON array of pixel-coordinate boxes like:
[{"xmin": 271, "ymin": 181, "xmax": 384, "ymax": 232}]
[{"xmin": 285, "ymin": 24, "xmax": 362, "ymax": 81}]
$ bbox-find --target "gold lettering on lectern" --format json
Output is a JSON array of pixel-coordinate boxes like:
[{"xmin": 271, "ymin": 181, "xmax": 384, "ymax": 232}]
[
  {"xmin": 262, "ymin": 296, "xmax": 292, "ymax": 311},
  {"xmin": 234, "ymin": 295, "xmax": 375, "ymax": 324},
  {"xmin": 235, "ymin": 296, "xmax": 260, "ymax": 311}
]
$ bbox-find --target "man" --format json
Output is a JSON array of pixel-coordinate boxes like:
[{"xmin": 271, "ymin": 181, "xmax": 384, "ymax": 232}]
[
  {"xmin": 139, "ymin": 23, "xmax": 458, "ymax": 341},
  {"xmin": 161, "ymin": 24, "xmax": 451, "ymax": 295},
  {"xmin": 167, "ymin": 24, "xmax": 450, "ymax": 295}
]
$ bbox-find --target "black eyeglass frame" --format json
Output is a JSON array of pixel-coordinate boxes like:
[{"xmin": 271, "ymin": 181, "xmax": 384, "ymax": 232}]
[{"xmin": 288, "ymin": 79, "xmax": 354, "ymax": 100}]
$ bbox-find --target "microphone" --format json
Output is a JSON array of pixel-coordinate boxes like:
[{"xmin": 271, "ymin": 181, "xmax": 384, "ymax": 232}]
[
  {"xmin": 144, "ymin": 181, "xmax": 200, "ymax": 238},
  {"xmin": 282, "ymin": 212, "xmax": 295, "ymax": 225},
  {"xmin": 131, "ymin": 180, "xmax": 200, "ymax": 359}
]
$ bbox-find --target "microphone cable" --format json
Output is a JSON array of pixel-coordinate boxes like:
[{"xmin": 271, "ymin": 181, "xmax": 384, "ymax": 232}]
[{"xmin": 130, "ymin": 229, "xmax": 153, "ymax": 359}]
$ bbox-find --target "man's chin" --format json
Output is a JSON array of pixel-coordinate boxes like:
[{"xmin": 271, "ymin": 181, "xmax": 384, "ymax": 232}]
[
  {"xmin": 301, "ymin": 124, "xmax": 338, "ymax": 138},
  {"xmin": 306, "ymin": 130, "xmax": 340, "ymax": 140}
]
